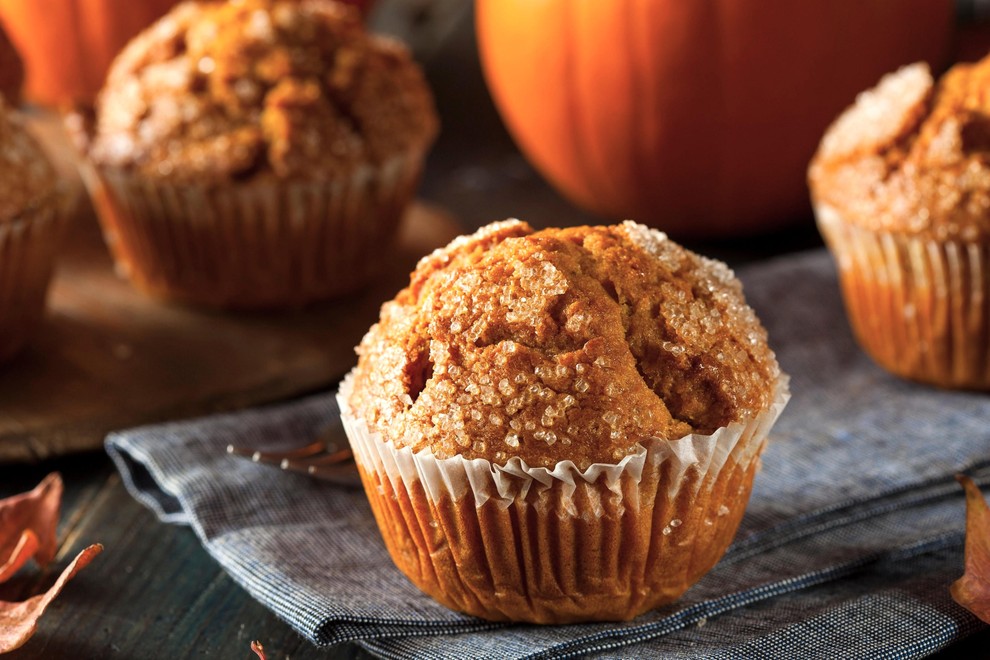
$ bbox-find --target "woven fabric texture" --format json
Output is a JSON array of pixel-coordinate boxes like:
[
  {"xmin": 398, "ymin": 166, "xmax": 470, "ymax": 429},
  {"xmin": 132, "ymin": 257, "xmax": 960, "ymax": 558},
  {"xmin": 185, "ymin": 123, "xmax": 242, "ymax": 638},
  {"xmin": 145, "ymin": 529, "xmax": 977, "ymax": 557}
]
[{"xmin": 106, "ymin": 250, "xmax": 989, "ymax": 658}]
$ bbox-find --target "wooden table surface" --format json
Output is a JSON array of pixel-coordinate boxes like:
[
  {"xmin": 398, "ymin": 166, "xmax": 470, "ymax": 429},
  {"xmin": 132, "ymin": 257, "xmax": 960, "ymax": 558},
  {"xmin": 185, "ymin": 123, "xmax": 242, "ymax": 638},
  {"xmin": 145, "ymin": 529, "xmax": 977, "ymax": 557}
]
[{"xmin": 2, "ymin": 4, "xmax": 988, "ymax": 658}]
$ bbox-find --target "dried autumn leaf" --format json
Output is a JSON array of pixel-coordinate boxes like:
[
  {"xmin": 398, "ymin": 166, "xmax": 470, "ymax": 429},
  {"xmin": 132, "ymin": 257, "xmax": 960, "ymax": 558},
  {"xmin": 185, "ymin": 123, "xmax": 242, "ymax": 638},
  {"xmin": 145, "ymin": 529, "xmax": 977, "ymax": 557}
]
[
  {"xmin": 0, "ymin": 473, "xmax": 62, "ymax": 573},
  {"xmin": 951, "ymin": 475, "xmax": 990, "ymax": 624},
  {"xmin": 0, "ymin": 543, "xmax": 102, "ymax": 653},
  {"xmin": 0, "ymin": 531, "xmax": 40, "ymax": 583}
]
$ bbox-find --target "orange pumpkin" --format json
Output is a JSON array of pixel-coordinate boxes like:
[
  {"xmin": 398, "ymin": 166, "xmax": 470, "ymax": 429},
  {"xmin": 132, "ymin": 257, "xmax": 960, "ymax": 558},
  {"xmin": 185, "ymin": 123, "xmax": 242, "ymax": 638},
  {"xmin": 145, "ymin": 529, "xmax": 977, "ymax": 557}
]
[
  {"xmin": 0, "ymin": 0, "xmax": 375, "ymax": 108},
  {"xmin": 476, "ymin": 0, "xmax": 955, "ymax": 237},
  {"xmin": 0, "ymin": 0, "xmax": 179, "ymax": 107}
]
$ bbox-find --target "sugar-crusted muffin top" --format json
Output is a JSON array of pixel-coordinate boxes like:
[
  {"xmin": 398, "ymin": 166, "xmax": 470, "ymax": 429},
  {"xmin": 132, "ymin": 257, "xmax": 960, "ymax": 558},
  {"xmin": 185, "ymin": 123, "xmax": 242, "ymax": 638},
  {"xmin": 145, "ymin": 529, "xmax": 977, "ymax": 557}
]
[
  {"xmin": 87, "ymin": 0, "xmax": 437, "ymax": 182},
  {"xmin": 348, "ymin": 220, "xmax": 781, "ymax": 468},
  {"xmin": 810, "ymin": 56, "xmax": 990, "ymax": 240},
  {"xmin": 0, "ymin": 102, "xmax": 56, "ymax": 223}
]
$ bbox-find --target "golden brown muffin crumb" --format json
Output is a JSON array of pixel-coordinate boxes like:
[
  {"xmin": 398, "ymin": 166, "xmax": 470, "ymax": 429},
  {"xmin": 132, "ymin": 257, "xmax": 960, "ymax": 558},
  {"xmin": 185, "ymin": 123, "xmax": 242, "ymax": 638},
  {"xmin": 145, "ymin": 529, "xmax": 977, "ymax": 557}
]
[
  {"xmin": 349, "ymin": 221, "xmax": 780, "ymax": 468},
  {"xmin": 88, "ymin": 0, "xmax": 437, "ymax": 183},
  {"xmin": 810, "ymin": 56, "xmax": 990, "ymax": 240},
  {"xmin": 0, "ymin": 101, "xmax": 56, "ymax": 222}
]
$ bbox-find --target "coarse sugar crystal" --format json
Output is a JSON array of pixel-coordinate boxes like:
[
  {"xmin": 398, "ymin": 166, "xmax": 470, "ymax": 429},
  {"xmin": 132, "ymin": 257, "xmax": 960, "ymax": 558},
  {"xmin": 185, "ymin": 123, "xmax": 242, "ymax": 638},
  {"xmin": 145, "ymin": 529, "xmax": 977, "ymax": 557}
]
[{"xmin": 348, "ymin": 221, "xmax": 780, "ymax": 466}]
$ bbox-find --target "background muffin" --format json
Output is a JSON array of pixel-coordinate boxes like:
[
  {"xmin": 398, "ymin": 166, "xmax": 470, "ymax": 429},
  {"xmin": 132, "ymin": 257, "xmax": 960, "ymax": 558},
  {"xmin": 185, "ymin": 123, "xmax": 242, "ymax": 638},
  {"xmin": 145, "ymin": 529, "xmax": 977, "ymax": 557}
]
[
  {"xmin": 810, "ymin": 56, "xmax": 990, "ymax": 389},
  {"xmin": 340, "ymin": 220, "xmax": 788, "ymax": 624},
  {"xmin": 79, "ymin": 0, "xmax": 438, "ymax": 309},
  {"xmin": 0, "ymin": 101, "xmax": 65, "ymax": 362}
]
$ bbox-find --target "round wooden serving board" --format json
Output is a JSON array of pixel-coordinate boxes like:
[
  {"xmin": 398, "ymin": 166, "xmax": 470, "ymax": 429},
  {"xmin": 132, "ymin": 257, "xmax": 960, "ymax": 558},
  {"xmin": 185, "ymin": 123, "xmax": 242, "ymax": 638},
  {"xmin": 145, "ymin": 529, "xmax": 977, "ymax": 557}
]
[{"xmin": 0, "ymin": 114, "xmax": 462, "ymax": 462}]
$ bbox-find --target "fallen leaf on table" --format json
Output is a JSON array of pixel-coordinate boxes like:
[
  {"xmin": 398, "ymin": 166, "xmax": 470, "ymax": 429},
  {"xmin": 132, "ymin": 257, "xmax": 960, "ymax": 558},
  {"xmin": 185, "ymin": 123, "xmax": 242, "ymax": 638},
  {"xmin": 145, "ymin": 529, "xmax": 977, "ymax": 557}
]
[
  {"xmin": 0, "ymin": 544, "xmax": 103, "ymax": 653},
  {"xmin": 0, "ymin": 474, "xmax": 62, "ymax": 574},
  {"xmin": 0, "ymin": 475, "xmax": 103, "ymax": 653},
  {"xmin": 0, "ymin": 532, "xmax": 40, "ymax": 583},
  {"xmin": 951, "ymin": 475, "xmax": 990, "ymax": 624}
]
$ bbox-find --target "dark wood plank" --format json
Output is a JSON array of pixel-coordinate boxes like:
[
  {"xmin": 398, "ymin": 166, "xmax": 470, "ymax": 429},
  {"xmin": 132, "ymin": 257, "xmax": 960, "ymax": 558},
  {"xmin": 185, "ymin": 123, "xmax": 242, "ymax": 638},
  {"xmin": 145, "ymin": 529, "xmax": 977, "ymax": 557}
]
[{"xmin": 1, "ymin": 454, "xmax": 373, "ymax": 659}]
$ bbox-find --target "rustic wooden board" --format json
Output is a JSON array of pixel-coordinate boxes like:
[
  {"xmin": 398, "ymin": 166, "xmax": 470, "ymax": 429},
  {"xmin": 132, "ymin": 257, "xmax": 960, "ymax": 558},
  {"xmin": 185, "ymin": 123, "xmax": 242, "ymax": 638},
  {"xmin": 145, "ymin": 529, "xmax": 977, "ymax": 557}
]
[{"xmin": 0, "ymin": 120, "xmax": 461, "ymax": 462}]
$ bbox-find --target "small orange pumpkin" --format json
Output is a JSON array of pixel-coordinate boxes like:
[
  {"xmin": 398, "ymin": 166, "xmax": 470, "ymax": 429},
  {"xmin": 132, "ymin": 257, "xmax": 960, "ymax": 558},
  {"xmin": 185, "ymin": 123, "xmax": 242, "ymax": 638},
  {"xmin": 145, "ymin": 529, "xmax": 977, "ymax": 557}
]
[
  {"xmin": 476, "ymin": 0, "xmax": 955, "ymax": 237},
  {"xmin": 0, "ymin": 0, "xmax": 375, "ymax": 108},
  {"xmin": 0, "ymin": 0, "xmax": 179, "ymax": 107}
]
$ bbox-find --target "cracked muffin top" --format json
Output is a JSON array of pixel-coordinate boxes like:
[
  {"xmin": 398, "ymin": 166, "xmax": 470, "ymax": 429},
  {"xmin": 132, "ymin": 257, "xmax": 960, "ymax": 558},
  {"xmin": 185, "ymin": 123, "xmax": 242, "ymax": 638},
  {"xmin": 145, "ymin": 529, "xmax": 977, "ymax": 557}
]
[
  {"xmin": 347, "ymin": 220, "xmax": 781, "ymax": 469},
  {"xmin": 0, "ymin": 101, "xmax": 56, "ymax": 223},
  {"xmin": 809, "ymin": 56, "xmax": 990, "ymax": 241},
  {"xmin": 87, "ymin": 0, "xmax": 437, "ymax": 183}
]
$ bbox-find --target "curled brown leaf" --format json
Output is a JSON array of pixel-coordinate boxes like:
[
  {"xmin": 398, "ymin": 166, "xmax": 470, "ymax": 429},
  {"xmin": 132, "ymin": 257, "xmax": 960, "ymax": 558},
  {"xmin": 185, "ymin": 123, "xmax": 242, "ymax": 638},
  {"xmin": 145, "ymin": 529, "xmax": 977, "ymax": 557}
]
[
  {"xmin": 0, "ymin": 475, "xmax": 103, "ymax": 652},
  {"xmin": 0, "ymin": 473, "xmax": 62, "ymax": 572},
  {"xmin": 950, "ymin": 475, "xmax": 990, "ymax": 624},
  {"xmin": 0, "ymin": 543, "xmax": 103, "ymax": 653},
  {"xmin": 0, "ymin": 531, "xmax": 40, "ymax": 583}
]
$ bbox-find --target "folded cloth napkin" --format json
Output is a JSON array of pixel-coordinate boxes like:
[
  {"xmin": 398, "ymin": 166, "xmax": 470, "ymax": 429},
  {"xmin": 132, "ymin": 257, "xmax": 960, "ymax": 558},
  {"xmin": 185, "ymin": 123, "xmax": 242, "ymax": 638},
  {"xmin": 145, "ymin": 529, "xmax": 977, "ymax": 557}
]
[{"xmin": 106, "ymin": 250, "xmax": 990, "ymax": 659}]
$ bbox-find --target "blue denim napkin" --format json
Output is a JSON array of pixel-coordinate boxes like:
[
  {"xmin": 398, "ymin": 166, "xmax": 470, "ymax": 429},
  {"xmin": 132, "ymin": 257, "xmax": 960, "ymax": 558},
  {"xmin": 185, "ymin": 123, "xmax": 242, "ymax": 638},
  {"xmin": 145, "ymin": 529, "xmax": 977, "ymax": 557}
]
[{"xmin": 106, "ymin": 250, "xmax": 990, "ymax": 658}]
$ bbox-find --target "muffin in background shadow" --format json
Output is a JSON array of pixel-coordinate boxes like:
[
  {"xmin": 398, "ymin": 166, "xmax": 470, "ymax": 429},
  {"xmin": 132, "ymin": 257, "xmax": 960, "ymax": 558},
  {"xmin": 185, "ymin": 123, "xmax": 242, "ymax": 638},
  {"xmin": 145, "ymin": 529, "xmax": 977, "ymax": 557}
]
[
  {"xmin": 810, "ymin": 56, "xmax": 990, "ymax": 389},
  {"xmin": 0, "ymin": 101, "xmax": 66, "ymax": 363},
  {"xmin": 74, "ymin": 0, "xmax": 437, "ymax": 310},
  {"xmin": 339, "ymin": 220, "xmax": 788, "ymax": 624}
]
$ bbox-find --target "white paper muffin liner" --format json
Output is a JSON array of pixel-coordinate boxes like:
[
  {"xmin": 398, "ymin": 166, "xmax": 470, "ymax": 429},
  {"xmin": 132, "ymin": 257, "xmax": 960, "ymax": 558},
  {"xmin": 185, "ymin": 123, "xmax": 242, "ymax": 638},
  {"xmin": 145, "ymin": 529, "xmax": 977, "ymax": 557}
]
[
  {"xmin": 337, "ymin": 369, "xmax": 790, "ymax": 624},
  {"xmin": 817, "ymin": 204, "xmax": 990, "ymax": 389},
  {"xmin": 79, "ymin": 150, "xmax": 425, "ymax": 310},
  {"xmin": 0, "ymin": 198, "xmax": 66, "ymax": 363}
]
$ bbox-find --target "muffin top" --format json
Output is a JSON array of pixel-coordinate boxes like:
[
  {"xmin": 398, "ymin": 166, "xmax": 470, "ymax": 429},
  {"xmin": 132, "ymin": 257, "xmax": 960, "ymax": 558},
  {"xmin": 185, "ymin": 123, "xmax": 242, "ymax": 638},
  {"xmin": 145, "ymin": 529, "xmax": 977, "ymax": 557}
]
[
  {"xmin": 0, "ymin": 21, "xmax": 23, "ymax": 105},
  {"xmin": 809, "ymin": 56, "xmax": 990, "ymax": 240},
  {"xmin": 348, "ymin": 220, "xmax": 781, "ymax": 469},
  {"xmin": 87, "ymin": 0, "xmax": 437, "ymax": 183},
  {"xmin": 0, "ymin": 102, "xmax": 56, "ymax": 223}
]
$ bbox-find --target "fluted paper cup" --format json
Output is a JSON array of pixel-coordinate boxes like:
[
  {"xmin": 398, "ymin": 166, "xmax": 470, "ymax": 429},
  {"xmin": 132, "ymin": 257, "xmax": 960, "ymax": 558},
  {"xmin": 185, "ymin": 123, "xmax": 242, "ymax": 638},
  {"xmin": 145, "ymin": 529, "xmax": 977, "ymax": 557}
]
[
  {"xmin": 817, "ymin": 204, "xmax": 990, "ymax": 389},
  {"xmin": 0, "ymin": 197, "xmax": 67, "ymax": 363},
  {"xmin": 337, "ymin": 370, "xmax": 789, "ymax": 624},
  {"xmin": 79, "ymin": 150, "xmax": 425, "ymax": 310}
]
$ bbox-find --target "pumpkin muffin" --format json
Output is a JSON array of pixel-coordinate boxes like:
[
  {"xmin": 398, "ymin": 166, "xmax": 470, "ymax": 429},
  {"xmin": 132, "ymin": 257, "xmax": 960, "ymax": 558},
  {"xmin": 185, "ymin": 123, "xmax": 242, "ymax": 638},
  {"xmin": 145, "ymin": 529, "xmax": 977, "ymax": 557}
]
[
  {"xmin": 338, "ymin": 220, "xmax": 789, "ymax": 624},
  {"xmin": 76, "ymin": 0, "xmax": 437, "ymax": 309},
  {"xmin": 810, "ymin": 56, "xmax": 990, "ymax": 389},
  {"xmin": 0, "ymin": 101, "xmax": 65, "ymax": 362}
]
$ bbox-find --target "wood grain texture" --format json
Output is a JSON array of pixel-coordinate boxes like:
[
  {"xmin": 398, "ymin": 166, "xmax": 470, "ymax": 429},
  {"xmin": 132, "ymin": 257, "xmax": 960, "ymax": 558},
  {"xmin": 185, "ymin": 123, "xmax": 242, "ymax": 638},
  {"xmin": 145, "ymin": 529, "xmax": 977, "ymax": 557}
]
[
  {"xmin": 0, "ymin": 160, "xmax": 460, "ymax": 461},
  {"xmin": 0, "ymin": 455, "xmax": 373, "ymax": 659}
]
